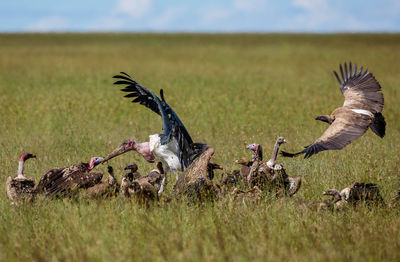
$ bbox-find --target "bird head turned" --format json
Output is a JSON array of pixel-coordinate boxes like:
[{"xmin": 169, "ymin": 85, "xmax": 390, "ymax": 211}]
[
  {"xmin": 19, "ymin": 152, "xmax": 36, "ymax": 162},
  {"xmin": 246, "ymin": 143, "xmax": 260, "ymax": 152},
  {"xmin": 124, "ymin": 163, "xmax": 138, "ymax": 172},
  {"xmin": 88, "ymin": 157, "xmax": 104, "ymax": 170},
  {"xmin": 276, "ymin": 137, "xmax": 287, "ymax": 145}
]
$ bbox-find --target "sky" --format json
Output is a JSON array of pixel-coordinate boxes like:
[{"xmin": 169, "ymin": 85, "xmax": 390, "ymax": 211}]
[{"xmin": 1, "ymin": 0, "xmax": 399, "ymax": 33}]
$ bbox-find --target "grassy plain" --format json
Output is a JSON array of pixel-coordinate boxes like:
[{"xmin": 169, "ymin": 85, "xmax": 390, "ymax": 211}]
[{"xmin": 0, "ymin": 33, "xmax": 400, "ymax": 261}]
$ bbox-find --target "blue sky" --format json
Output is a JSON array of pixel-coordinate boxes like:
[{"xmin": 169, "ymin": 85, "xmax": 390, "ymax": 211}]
[{"xmin": 1, "ymin": 0, "xmax": 399, "ymax": 32}]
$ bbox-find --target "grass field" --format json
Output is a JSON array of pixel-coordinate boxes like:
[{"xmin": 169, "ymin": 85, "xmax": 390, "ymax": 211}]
[{"xmin": 1, "ymin": 33, "xmax": 400, "ymax": 261}]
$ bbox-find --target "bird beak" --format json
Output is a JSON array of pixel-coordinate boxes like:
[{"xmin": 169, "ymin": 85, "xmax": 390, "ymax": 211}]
[{"xmin": 102, "ymin": 145, "xmax": 130, "ymax": 163}]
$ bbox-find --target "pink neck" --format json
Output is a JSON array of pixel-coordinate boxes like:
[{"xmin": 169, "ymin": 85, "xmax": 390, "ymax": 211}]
[{"xmin": 134, "ymin": 142, "xmax": 155, "ymax": 163}]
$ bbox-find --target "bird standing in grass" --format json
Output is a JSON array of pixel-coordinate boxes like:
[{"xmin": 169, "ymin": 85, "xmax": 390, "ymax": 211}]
[
  {"xmin": 281, "ymin": 62, "xmax": 385, "ymax": 159},
  {"xmin": 86, "ymin": 166, "xmax": 119, "ymax": 198},
  {"xmin": 103, "ymin": 72, "xmax": 207, "ymax": 194},
  {"xmin": 6, "ymin": 153, "xmax": 37, "ymax": 205},
  {"xmin": 35, "ymin": 157, "xmax": 104, "ymax": 197}
]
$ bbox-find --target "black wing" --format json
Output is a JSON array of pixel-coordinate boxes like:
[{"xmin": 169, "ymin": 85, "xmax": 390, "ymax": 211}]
[{"xmin": 113, "ymin": 72, "xmax": 204, "ymax": 170}]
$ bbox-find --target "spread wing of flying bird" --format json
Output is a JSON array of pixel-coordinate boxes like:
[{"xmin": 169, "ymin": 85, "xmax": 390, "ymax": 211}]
[
  {"xmin": 281, "ymin": 62, "xmax": 385, "ymax": 159},
  {"xmin": 113, "ymin": 72, "xmax": 205, "ymax": 170}
]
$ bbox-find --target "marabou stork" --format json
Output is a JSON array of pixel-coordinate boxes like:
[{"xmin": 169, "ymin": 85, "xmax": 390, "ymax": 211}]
[{"xmin": 103, "ymin": 72, "xmax": 206, "ymax": 191}]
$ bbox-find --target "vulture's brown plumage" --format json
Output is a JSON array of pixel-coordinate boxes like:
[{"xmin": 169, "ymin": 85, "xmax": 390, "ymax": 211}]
[
  {"xmin": 232, "ymin": 144, "xmax": 262, "ymax": 185},
  {"xmin": 6, "ymin": 153, "xmax": 37, "ymax": 204},
  {"xmin": 282, "ymin": 62, "xmax": 385, "ymax": 159},
  {"xmin": 323, "ymin": 181, "xmax": 384, "ymax": 207},
  {"xmin": 34, "ymin": 157, "xmax": 104, "ymax": 197},
  {"xmin": 86, "ymin": 166, "xmax": 119, "ymax": 198},
  {"xmin": 173, "ymin": 147, "xmax": 221, "ymax": 202},
  {"xmin": 121, "ymin": 162, "xmax": 165, "ymax": 203}
]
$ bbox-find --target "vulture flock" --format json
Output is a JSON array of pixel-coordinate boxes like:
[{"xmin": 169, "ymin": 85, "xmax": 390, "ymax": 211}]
[{"xmin": 6, "ymin": 62, "xmax": 399, "ymax": 210}]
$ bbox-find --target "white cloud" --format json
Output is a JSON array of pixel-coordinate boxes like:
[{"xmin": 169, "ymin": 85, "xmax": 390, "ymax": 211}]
[
  {"xmin": 27, "ymin": 16, "xmax": 69, "ymax": 32},
  {"xmin": 149, "ymin": 7, "xmax": 185, "ymax": 30},
  {"xmin": 115, "ymin": 0, "xmax": 152, "ymax": 18},
  {"xmin": 86, "ymin": 17, "xmax": 125, "ymax": 31},
  {"xmin": 202, "ymin": 5, "xmax": 232, "ymax": 25},
  {"xmin": 293, "ymin": 0, "xmax": 328, "ymax": 11},
  {"xmin": 291, "ymin": 0, "xmax": 336, "ymax": 30},
  {"xmin": 234, "ymin": 0, "xmax": 267, "ymax": 13}
]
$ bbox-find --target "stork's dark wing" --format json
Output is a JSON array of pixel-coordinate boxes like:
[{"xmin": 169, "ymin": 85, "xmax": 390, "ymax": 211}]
[
  {"xmin": 282, "ymin": 110, "xmax": 371, "ymax": 159},
  {"xmin": 333, "ymin": 62, "xmax": 384, "ymax": 114},
  {"xmin": 113, "ymin": 72, "xmax": 205, "ymax": 170},
  {"xmin": 113, "ymin": 72, "xmax": 161, "ymax": 115}
]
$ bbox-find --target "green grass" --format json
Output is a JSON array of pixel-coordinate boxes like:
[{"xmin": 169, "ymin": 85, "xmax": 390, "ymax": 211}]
[{"xmin": 1, "ymin": 33, "xmax": 400, "ymax": 261}]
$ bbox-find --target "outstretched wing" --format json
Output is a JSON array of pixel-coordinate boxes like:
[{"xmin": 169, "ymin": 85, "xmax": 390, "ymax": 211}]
[
  {"xmin": 333, "ymin": 62, "xmax": 384, "ymax": 114},
  {"xmin": 113, "ymin": 72, "xmax": 203, "ymax": 170},
  {"xmin": 296, "ymin": 110, "xmax": 371, "ymax": 158},
  {"xmin": 44, "ymin": 164, "xmax": 103, "ymax": 197}
]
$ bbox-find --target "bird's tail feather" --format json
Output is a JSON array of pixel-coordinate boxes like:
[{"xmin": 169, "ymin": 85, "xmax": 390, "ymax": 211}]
[{"xmin": 370, "ymin": 112, "xmax": 386, "ymax": 138}]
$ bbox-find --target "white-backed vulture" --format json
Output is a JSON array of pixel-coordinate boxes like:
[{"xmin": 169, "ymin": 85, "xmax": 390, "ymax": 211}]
[
  {"xmin": 121, "ymin": 162, "xmax": 165, "ymax": 203},
  {"xmin": 86, "ymin": 166, "xmax": 119, "ymax": 198},
  {"xmin": 281, "ymin": 62, "xmax": 385, "ymax": 159}
]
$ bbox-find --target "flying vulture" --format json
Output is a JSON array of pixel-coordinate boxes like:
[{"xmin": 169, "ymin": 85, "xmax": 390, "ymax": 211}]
[
  {"xmin": 103, "ymin": 72, "xmax": 207, "ymax": 180},
  {"xmin": 281, "ymin": 62, "xmax": 385, "ymax": 158}
]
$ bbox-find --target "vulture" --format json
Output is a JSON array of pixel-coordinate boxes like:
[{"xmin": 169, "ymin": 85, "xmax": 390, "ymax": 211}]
[
  {"xmin": 120, "ymin": 163, "xmax": 141, "ymax": 198},
  {"xmin": 256, "ymin": 137, "xmax": 302, "ymax": 197},
  {"xmin": 281, "ymin": 62, "xmax": 385, "ymax": 159},
  {"xmin": 323, "ymin": 181, "xmax": 384, "ymax": 207},
  {"xmin": 86, "ymin": 166, "xmax": 119, "ymax": 198},
  {"xmin": 103, "ymin": 72, "xmax": 207, "ymax": 184},
  {"xmin": 121, "ymin": 162, "xmax": 165, "ymax": 203},
  {"xmin": 35, "ymin": 157, "xmax": 104, "ymax": 197},
  {"xmin": 6, "ymin": 153, "xmax": 37, "ymax": 204},
  {"xmin": 232, "ymin": 143, "xmax": 263, "ymax": 184},
  {"xmin": 292, "ymin": 182, "xmax": 384, "ymax": 212},
  {"xmin": 173, "ymin": 147, "xmax": 221, "ymax": 202},
  {"xmin": 124, "ymin": 163, "xmax": 141, "ymax": 181}
]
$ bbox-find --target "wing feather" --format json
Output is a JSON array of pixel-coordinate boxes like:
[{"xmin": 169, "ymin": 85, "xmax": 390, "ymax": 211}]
[
  {"xmin": 302, "ymin": 111, "xmax": 371, "ymax": 158},
  {"xmin": 113, "ymin": 72, "xmax": 202, "ymax": 170},
  {"xmin": 333, "ymin": 62, "xmax": 383, "ymax": 113}
]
